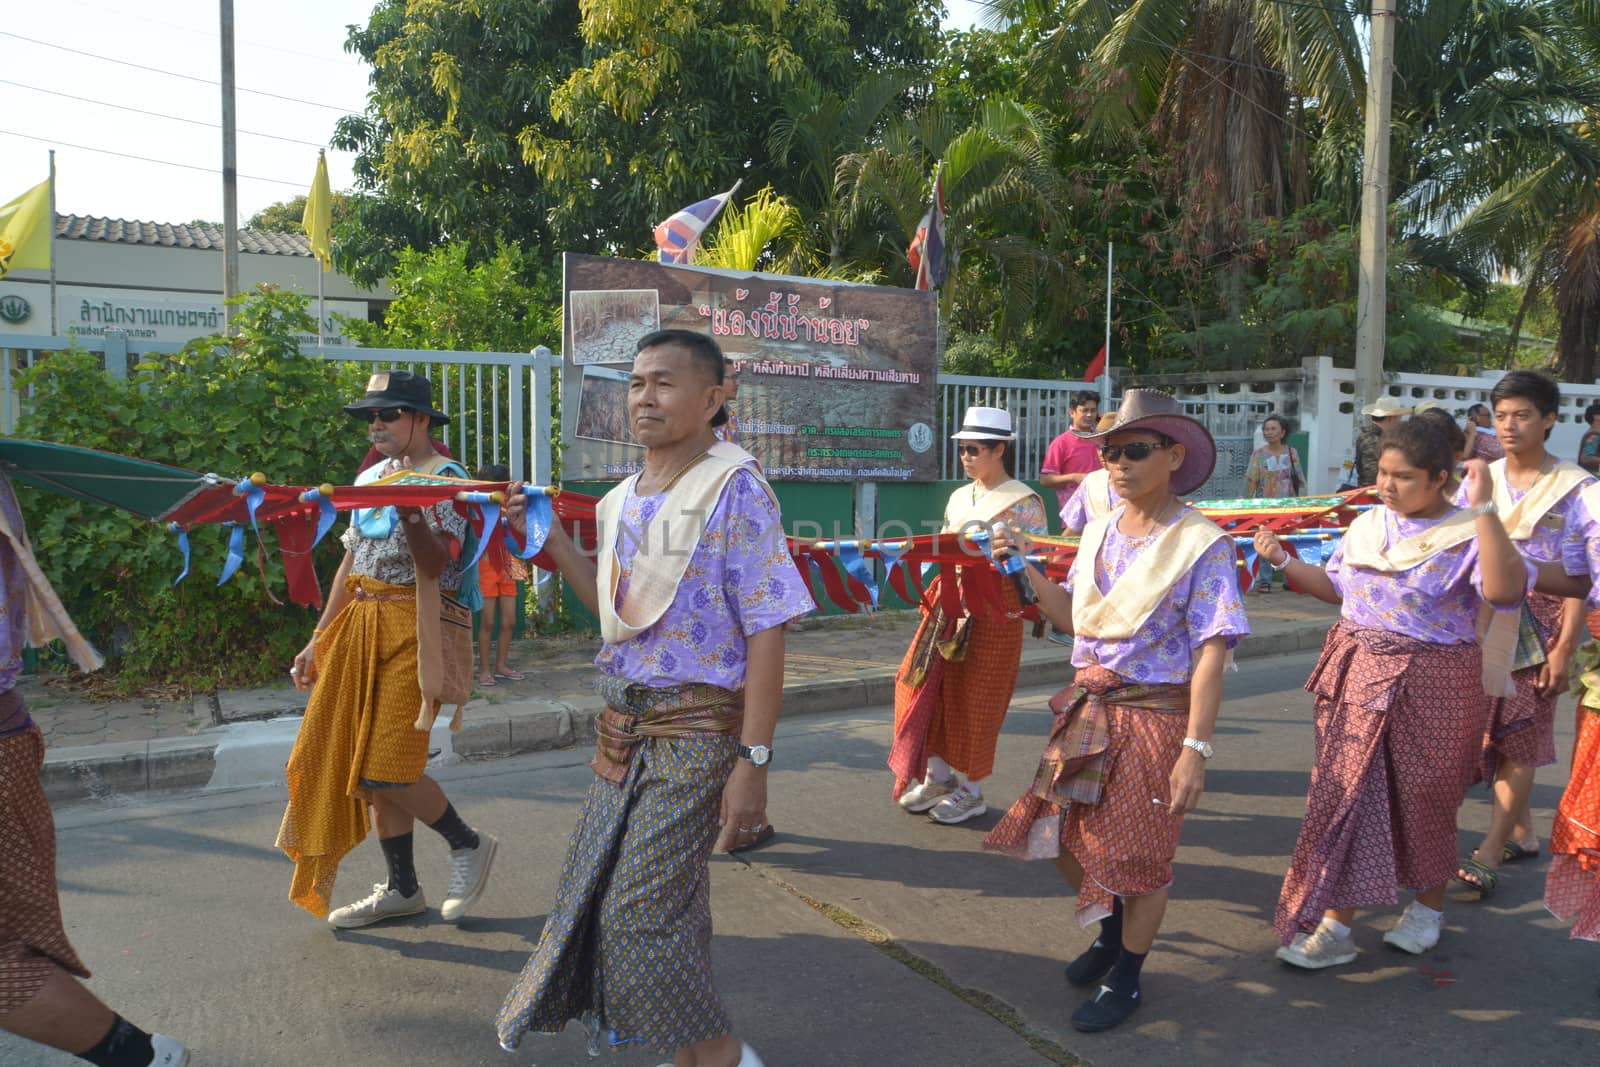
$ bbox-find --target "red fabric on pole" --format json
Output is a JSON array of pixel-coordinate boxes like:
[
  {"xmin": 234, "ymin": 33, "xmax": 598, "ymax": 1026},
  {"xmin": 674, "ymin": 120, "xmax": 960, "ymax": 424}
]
[{"xmin": 1083, "ymin": 345, "xmax": 1106, "ymax": 382}]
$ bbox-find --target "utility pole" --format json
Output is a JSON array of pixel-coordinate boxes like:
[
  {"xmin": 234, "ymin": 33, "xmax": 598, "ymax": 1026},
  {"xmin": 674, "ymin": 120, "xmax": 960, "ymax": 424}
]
[
  {"xmin": 1353, "ymin": 0, "xmax": 1397, "ymax": 410},
  {"xmin": 219, "ymin": 0, "xmax": 240, "ymax": 333}
]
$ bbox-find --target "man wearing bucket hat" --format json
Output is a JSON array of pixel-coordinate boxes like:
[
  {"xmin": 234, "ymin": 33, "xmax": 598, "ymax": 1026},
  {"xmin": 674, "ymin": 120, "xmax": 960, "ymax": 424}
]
[
  {"xmin": 889, "ymin": 406, "xmax": 1048, "ymax": 825},
  {"xmin": 1344, "ymin": 395, "xmax": 1413, "ymax": 489},
  {"xmin": 984, "ymin": 389, "xmax": 1249, "ymax": 1033},
  {"xmin": 277, "ymin": 370, "xmax": 498, "ymax": 930}
]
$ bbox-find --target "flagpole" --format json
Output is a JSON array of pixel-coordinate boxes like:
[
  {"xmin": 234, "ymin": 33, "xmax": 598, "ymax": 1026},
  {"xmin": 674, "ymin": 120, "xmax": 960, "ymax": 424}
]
[
  {"xmin": 702, "ymin": 179, "xmax": 741, "ymax": 243},
  {"xmin": 47, "ymin": 150, "xmax": 57, "ymax": 335},
  {"xmin": 1101, "ymin": 242, "xmax": 1113, "ymax": 410}
]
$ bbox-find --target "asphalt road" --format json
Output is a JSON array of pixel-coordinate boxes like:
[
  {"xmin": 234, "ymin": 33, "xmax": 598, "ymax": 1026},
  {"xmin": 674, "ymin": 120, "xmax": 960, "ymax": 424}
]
[{"xmin": 5, "ymin": 652, "xmax": 1597, "ymax": 1067}]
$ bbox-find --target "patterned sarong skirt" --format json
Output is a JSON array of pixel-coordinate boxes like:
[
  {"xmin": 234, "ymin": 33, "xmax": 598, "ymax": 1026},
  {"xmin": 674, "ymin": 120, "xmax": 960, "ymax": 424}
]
[
  {"xmin": 1546, "ymin": 689, "xmax": 1600, "ymax": 941},
  {"xmin": 276, "ymin": 575, "xmax": 431, "ymax": 917},
  {"xmin": 1481, "ymin": 589, "xmax": 1562, "ymax": 780},
  {"xmin": 1, "ymin": 716, "xmax": 91, "ymax": 1012},
  {"xmin": 984, "ymin": 666, "xmax": 1190, "ymax": 927},
  {"xmin": 496, "ymin": 681, "xmax": 740, "ymax": 1056},
  {"xmin": 1274, "ymin": 622, "xmax": 1487, "ymax": 943}
]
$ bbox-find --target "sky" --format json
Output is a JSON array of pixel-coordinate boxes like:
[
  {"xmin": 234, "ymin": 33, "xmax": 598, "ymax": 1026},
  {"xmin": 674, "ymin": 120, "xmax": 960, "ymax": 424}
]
[{"xmin": 1, "ymin": 0, "xmax": 990, "ymax": 228}]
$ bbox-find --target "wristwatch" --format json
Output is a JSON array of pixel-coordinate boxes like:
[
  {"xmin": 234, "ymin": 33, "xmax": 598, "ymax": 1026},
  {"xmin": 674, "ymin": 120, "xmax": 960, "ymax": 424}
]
[
  {"xmin": 1182, "ymin": 737, "xmax": 1214, "ymax": 760},
  {"xmin": 737, "ymin": 743, "xmax": 773, "ymax": 767},
  {"xmin": 1469, "ymin": 501, "xmax": 1499, "ymax": 518}
]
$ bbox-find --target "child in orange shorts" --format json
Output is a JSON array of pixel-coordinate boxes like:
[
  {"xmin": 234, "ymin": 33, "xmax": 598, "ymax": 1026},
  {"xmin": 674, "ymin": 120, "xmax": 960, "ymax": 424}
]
[{"xmin": 476, "ymin": 463, "xmax": 524, "ymax": 686}]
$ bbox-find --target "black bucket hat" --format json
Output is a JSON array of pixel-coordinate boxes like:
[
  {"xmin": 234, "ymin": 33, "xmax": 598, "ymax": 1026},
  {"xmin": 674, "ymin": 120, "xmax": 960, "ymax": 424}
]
[{"xmin": 342, "ymin": 370, "xmax": 450, "ymax": 425}]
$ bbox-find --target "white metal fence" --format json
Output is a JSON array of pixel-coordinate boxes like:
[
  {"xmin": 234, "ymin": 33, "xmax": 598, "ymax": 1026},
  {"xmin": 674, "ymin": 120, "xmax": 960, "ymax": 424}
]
[
  {"xmin": 937, "ymin": 373, "xmax": 1098, "ymax": 480},
  {"xmin": 0, "ymin": 331, "xmax": 557, "ymax": 484}
]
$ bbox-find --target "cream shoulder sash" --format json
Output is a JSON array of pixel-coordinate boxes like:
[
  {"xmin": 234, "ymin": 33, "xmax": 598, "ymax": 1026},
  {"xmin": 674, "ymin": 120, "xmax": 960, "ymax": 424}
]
[
  {"xmin": 1338, "ymin": 505, "xmax": 1478, "ymax": 573},
  {"xmin": 1489, "ymin": 458, "xmax": 1590, "ymax": 542},
  {"xmin": 595, "ymin": 442, "xmax": 774, "ymax": 644},
  {"xmin": 1071, "ymin": 508, "xmax": 1230, "ymax": 640},
  {"xmin": 943, "ymin": 478, "xmax": 1040, "ymax": 532},
  {"xmin": 1080, "ymin": 468, "xmax": 1114, "ymax": 522}
]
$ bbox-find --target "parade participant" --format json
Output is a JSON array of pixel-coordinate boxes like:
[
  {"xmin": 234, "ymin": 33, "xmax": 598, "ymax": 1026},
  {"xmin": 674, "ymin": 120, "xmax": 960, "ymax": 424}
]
[
  {"xmin": 983, "ymin": 389, "xmax": 1245, "ymax": 1033},
  {"xmin": 1466, "ymin": 401, "xmax": 1506, "ymax": 463},
  {"xmin": 1579, "ymin": 402, "xmax": 1600, "ymax": 475},
  {"xmin": 1259, "ymin": 420, "xmax": 1529, "ymax": 970},
  {"xmin": 1040, "ymin": 391, "xmax": 1102, "ymax": 511},
  {"xmin": 0, "ymin": 471, "xmax": 188, "ymax": 1066},
  {"xmin": 1243, "ymin": 414, "xmax": 1304, "ymax": 592},
  {"xmin": 1540, "ymin": 482, "xmax": 1600, "ymax": 939},
  {"xmin": 891, "ymin": 406, "xmax": 1047, "ymax": 825},
  {"xmin": 473, "ymin": 462, "xmax": 524, "ymax": 687},
  {"xmin": 1342, "ymin": 396, "xmax": 1411, "ymax": 489},
  {"xmin": 279, "ymin": 371, "xmax": 497, "ymax": 929},
  {"xmin": 712, "ymin": 356, "xmax": 742, "ymax": 445},
  {"xmin": 495, "ymin": 330, "xmax": 812, "ymax": 1067},
  {"xmin": 1453, "ymin": 371, "xmax": 1589, "ymax": 898}
]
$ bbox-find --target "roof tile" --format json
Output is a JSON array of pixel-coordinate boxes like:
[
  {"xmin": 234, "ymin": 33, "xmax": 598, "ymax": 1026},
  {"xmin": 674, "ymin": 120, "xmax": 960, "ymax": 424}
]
[{"xmin": 53, "ymin": 214, "xmax": 312, "ymax": 257}]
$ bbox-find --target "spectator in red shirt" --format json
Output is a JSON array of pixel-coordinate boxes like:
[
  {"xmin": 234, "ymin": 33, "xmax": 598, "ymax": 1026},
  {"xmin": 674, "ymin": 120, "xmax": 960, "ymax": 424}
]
[{"xmin": 1040, "ymin": 391, "xmax": 1103, "ymax": 511}]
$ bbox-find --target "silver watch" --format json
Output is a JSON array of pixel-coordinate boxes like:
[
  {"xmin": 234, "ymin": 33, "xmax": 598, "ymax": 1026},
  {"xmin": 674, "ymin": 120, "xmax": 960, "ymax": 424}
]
[
  {"xmin": 1182, "ymin": 737, "xmax": 1214, "ymax": 760},
  {"xmin": 1469, "ymin": 501, "xmax": 1499, "ymax": 518},
  {"xmin": 737, "ymin": 743, "xmax": 772, "ymax": 767}
]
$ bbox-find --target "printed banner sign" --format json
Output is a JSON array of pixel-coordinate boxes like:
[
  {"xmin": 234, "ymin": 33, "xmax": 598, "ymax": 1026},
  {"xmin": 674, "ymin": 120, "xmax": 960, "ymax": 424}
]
[{"xmin": 561, "ymin": 253, "xmax": 940, "ymax": 482}]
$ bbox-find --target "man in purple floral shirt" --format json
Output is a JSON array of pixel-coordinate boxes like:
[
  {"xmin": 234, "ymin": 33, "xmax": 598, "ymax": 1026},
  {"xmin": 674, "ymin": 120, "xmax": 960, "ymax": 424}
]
[{"xmin": 498, "ymin": 330, "xmax": 811, "ymax": 1067}]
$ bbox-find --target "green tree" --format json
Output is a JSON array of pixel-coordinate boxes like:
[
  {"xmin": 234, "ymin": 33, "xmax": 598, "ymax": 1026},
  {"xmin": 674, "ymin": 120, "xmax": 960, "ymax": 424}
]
[
  {"xmin": 247, "ymin": 192, "xmax": 356, "ymax": 234},
  {"xmin": 340, "ymin": 242, "xmax": 559, "ymax": 353}
]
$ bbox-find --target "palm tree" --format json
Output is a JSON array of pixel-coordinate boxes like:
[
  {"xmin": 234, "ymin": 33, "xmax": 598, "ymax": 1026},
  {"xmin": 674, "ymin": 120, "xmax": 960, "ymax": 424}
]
[{"xmin": 693, "ymin": 187, "xmax": 816, "ymax": 275}]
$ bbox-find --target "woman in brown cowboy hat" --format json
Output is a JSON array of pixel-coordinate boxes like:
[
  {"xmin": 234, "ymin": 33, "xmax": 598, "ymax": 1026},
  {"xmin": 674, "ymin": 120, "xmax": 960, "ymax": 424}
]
[
  {"xmin": 984, "ymin": 389, "xmax": 1250, "ymax": 1033},
  {"xmin": 889, "ymin": 406, "xmax": 1048, "ymax": 826}
]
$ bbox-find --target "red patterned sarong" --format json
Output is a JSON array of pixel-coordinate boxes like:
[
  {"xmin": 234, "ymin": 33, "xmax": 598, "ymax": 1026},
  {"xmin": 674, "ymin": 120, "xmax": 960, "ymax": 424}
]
[
  {"xmin": 1481, "ymin": 589, "xmax": 1562, "ymax": 781},
  {"xmin": 1274, "ymin": 623, "xmax": 1487, "ymax": 943},
  {"xmin": 889, "ymin": 573, "xmax": 1023, "ymax": 796},
  {"xmin": 1546, "ymin": 699, "xmax": 1600, "ymax": 941},
  {"xmin": 984, "ymin": 666, "xmax": 1190, "ymax": 927},
  {"xmin": 1, "ymin": 717, "xmax": 91, "ymax": 1012}
]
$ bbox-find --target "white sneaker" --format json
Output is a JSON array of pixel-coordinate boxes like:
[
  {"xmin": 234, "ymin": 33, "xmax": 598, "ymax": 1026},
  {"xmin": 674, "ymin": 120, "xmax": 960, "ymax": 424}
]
[
  {"xmin": 150, "ymin": 1034, "xmax": 189, "ymax": 1066},
  {"xmin": 898, "ymin": 776, "xmax": 958, "ymax": 813},
  {"xmin": 1275, "ymin": 919, "xmax": 1358, "ymax": 969},
  {"xmin": 738, "ymin": 1042, "xmax": 766, "ymax": 1067},
  {"xmin": 327, "ymin": 882, "xmax": 427, "ymax": 929},
  {"xmin": 929, "ymin": 787, "xmax": 988, "ymax": 825},
  {"xmin": 441, "ymin": 832, "xmax": 498, "ymax": 922},
  {"xmin": 1383, "ymin": 901, "xmax": 1443, "ymax": 955}
]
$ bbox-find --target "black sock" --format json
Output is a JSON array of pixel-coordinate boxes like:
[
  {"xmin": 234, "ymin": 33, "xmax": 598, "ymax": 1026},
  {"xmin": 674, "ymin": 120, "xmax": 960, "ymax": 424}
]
[
  {"xmin": 380, "ymin": 832, "xmax": 420, "ymax": 898},
  {"xmin": 77, "ymin": 1015, "xmax": 153, "ymax": 1067},
  {"xmin": 1064, "ymin": 898, "xmax": 1125, "ymax": 985},
  {"xmin": 427, "ymin": 803, "xmax": 479, "ymax": 852},
  {"xmin": 1105, "ymin": 948, "xmax": 1148, "ymax": 996},
  {"xmin": 1101, "ymin": 896, "xmax": 1124, "ymax": 947}
]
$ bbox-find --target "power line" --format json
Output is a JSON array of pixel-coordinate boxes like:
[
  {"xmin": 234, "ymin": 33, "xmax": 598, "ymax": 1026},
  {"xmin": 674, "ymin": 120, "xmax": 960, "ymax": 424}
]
[
  {"xmin": 0, "ymin": 79, "xmax": 326, "ymax": 148},
  {"xmin": 60, "ymin": 0, "xmax": 361, "ymax": 69},
  {"xmin": 0, "ymin": 31, "xmax": 362, "ymax": 114},
  {"xmin": 0, "ymin": 128, "xmax": 306, "ymax": 189}
]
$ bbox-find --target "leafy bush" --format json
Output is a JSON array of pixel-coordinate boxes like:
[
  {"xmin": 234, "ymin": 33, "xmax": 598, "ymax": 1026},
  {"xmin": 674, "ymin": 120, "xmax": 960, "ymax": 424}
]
[{"xmin": 16, "ymin": 287, "xmax": 370, "ymax": 691}]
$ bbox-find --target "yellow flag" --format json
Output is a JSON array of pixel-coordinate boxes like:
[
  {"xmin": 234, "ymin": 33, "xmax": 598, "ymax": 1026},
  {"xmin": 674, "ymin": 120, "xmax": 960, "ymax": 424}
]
[
  {"xmin": 0, "ymin": 179, "xmax": 51, "ymax": 279},
  {"xmin": 302, "ymin": 151, "xmax": 332, "ymax": 272}
]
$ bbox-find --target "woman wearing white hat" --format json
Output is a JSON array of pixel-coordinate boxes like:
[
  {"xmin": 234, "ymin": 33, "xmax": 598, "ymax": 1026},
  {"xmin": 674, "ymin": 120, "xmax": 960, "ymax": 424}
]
[{"xmin": 889, "ymin": 406, "xmax": 1047, "ymax": 826}]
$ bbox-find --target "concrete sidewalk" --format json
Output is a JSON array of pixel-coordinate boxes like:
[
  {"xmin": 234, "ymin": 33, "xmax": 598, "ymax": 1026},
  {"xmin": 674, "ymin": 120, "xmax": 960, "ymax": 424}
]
[{"xmin": 31, "ymin": 594, "xmax": 1342, "ymax": 802}]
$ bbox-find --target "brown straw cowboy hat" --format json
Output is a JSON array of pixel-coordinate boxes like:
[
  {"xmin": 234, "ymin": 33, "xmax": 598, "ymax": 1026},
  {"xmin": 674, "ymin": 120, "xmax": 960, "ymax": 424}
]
[{"xmin": 1072, "ymin": 388, "xmax": 1217, "ymax": 496}]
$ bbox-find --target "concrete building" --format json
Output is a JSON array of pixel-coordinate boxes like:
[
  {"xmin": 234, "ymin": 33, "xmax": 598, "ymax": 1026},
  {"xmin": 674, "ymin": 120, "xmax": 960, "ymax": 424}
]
[{"xmin": 0, "ymin": 215, "xmax": 390, "ymax": 345}]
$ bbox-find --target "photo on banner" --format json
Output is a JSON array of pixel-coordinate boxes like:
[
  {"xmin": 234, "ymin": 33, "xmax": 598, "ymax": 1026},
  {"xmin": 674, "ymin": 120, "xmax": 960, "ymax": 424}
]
[{"xmin": 560, "ymin": 253, "xmax": 940, "ymax": 482}]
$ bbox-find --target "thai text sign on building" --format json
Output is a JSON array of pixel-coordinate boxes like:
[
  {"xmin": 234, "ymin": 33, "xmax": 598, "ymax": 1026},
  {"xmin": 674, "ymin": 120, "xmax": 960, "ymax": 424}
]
[{"xmin": 561, "ymin": 253, "xmax": 939, "ymax": 482}]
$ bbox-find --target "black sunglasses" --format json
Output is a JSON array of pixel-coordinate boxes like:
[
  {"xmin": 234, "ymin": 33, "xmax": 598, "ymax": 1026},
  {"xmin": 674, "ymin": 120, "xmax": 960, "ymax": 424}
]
[
  {"xmin": 1099, "ymin": 441, "xmax": 1170, "ymax": 463},
  {"xmin": 957, "ymin": 443, "xmax": 997, "ymax": 457},
  {"xmin": 363, "ymin": 407, "xmax": 411, "ymax": 424}
]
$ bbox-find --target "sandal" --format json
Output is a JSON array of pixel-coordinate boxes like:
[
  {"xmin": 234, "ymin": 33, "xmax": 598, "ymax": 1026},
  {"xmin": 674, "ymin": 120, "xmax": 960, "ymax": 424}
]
[
  {"xmin": 1455, "ymin": 855, "xmax": 1499, "ymax": 897},
  {"xmin": 477, "ymin": 672, "xmax": 498, "ymax": 687},
  {"xmin": 729, "ymin": 825, "xmax": 776, "ymax": 853},
  {"xmin": 494, "ymin": 668, "xmax": 526, "ymax": 681},
  {"xmin": 1501, "ymin": 840, "xmax": 1540, "ymax": 863}
]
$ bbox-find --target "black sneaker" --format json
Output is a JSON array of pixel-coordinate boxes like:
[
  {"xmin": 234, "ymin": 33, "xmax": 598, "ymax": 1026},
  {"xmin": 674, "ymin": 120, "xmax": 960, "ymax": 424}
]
[
  {"xmin": 1071, "ymin": 983, "xmax": 1141, "ymax": 1032},
  {"xmin": 1063, "ymin": 939, "xmax": 1119, "ymax": 987}
]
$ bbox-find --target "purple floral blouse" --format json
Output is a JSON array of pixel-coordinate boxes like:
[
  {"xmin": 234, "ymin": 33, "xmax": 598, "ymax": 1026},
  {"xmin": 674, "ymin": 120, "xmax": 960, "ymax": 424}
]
[
  {"xmin": 1561, "ymin": 491, "xmax": 1600, "ymax": 609},
  {"xmin": 1325, "ymin": 506, "xmax": 1529, "ymax": 644},
  {"xmin": 1453, "ymin": 474, "xmax": 1590, "ymax": 564},
  {"xmin": 1059, "ymin": 476, "xmax": 1120, "ymax": 534},
  {"xmin": 1062, "ymin": 509, "xmax": 1250, "ymax": 684},
  {"xmin": 594, "ymin": 468, "xmax": 814, "ymax": 689}
]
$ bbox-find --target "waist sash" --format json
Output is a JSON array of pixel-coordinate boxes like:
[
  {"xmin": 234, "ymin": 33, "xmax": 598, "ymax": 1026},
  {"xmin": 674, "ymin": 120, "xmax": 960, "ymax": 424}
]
[
  {"xmin": 590, "ymin": 677, "xmax": 743, "ymax": 785},
  {"xmin": 1029, "ymin": 665, "xmax": 1189, "ymax": 807}
]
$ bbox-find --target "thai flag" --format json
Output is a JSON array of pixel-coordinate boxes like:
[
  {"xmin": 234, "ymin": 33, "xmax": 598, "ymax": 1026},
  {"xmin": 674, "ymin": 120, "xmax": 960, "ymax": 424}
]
[
  {"xmin": 907, "ymin": 169, "xmax": 946, "ymax": 291},
  {"xmin": 654, "ymin": 188, "xmax": 735, "ymax": 265}
]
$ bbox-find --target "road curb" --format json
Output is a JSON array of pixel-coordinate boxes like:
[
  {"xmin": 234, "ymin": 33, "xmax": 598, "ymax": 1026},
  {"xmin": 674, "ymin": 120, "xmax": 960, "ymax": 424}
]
[{"xmin": 40, "ymin": 621, "xmax": 1333, "ymax": 802}]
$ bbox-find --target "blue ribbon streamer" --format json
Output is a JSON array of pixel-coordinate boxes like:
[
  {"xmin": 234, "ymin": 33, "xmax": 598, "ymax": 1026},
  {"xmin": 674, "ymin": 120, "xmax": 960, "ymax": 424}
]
[
  {"xmin": 168, "ymin": 522, "xmax": 190, "ymax": 585},
  {"xmin": 312, "ymin": 495, "xmax": 337, "ymax": 548},
  {"xmin": 218, "ymin": 523, "xmax": 245, "ymax": 586},
  {"xmin": 465, "ymin": 502, "xmax": 501, "ymax": 571},
  {"xmin": 876, "ymin": 541, "xmax": 910, "ymax": 601},
  {"xmin": 836, "ymin": 542, "xmax": 878, "ymax": 609},
  {"xmin": 517, "ymin": 493, "xmax": 553, "ymax": 560}
]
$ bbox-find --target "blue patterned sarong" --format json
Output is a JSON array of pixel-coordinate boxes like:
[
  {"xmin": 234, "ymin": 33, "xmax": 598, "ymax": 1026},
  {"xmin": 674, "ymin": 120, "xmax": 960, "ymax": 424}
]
[{"xmin": 495, "ymin": 679, "xmax": 740, "ymax": 1055}]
